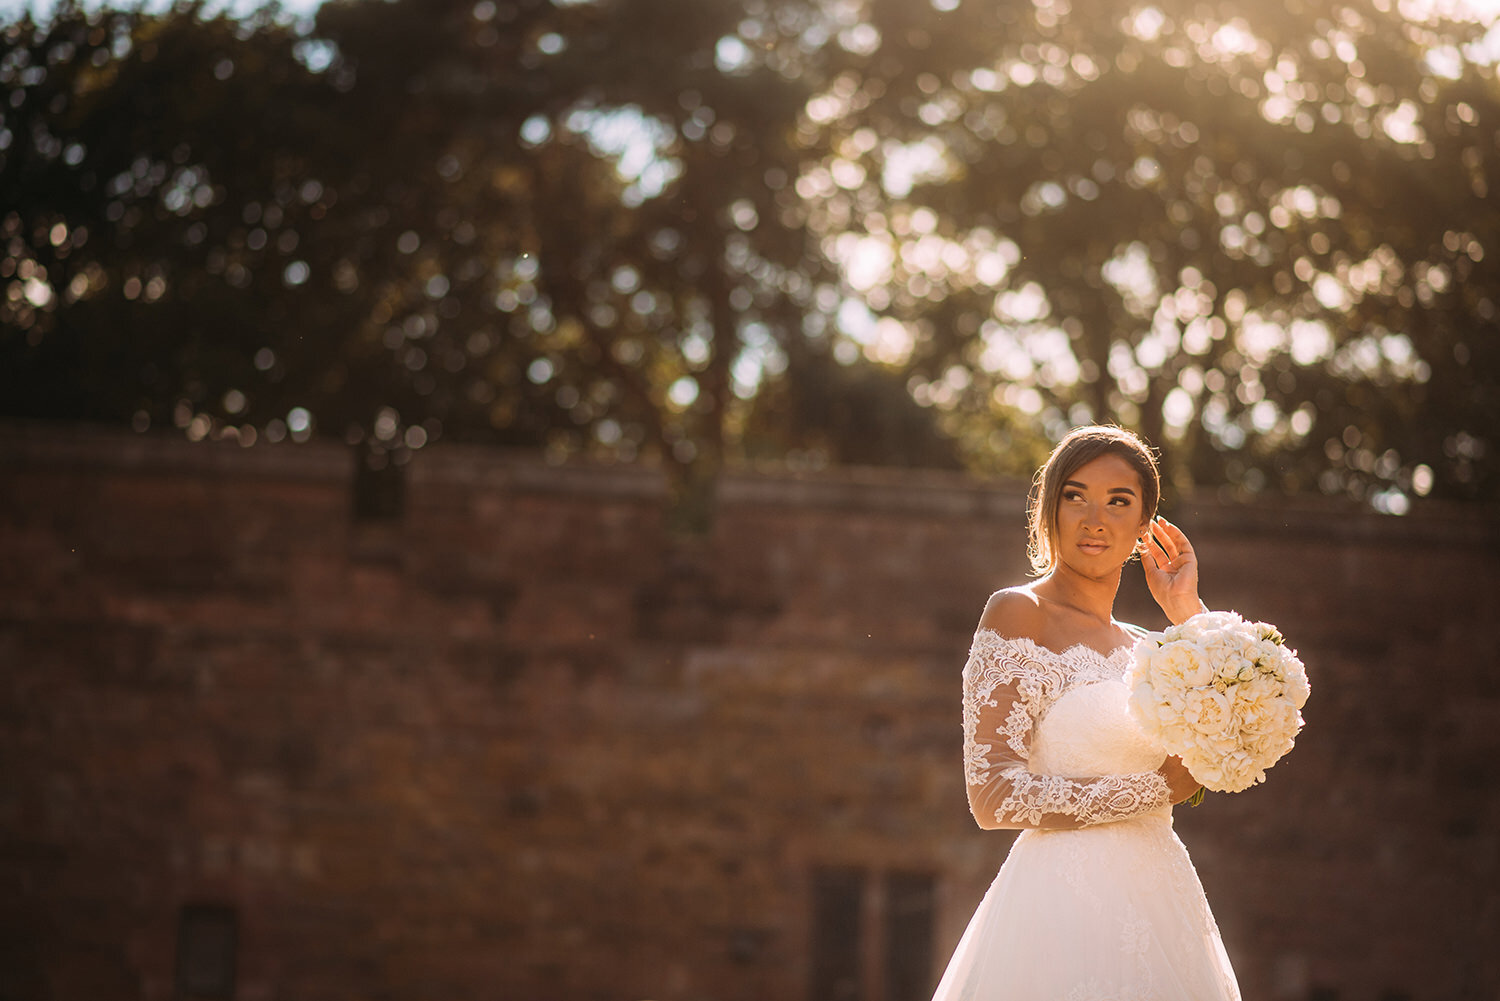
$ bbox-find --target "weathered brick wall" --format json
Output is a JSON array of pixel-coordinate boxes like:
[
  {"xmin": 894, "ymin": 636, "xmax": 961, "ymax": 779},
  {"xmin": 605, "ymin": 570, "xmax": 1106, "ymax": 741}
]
[{"xmin": 1, "ymin": 422, "xmax": 1496, "ymax": 1001}]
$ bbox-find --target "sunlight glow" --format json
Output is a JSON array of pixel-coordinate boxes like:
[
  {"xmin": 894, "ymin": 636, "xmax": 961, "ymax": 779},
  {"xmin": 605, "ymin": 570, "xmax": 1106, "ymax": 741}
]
[
  {"xmin": 1209, "ymin": 21, "xmax": 1260, "ymax": 57},
  {"xmin": 995, "ymin": 282, "xmax": 1051, "ymax": 323},
  {"xmin": 1126, "ymin": 6, "xmax": 1167, "ymax": 41},
  {"xmin": 1401, "ymin": 0, "xmax": 1500, "ymax": 23},
  {"xmin": 834, "ymin": 234, "xmax": 895, "ymax": 292},
  {"xmin": 715, "ymin": 36, "xmax": 753, "ymax": 73},
  {"xmin": 563, "ymin": 105, "xmax": 681, "ymax": 206},
  {"xmin": 667, "ymin": 376, "xmax": 700, "ymax": 410},
  {"xmin": 1378, "ymin": 100, "xmax": 1425, "ymax": 143},
  {"xmin": 881, "ymin": 137, "xmax": 953, "ymax": 198},
  {"xmin": 1101, "ymin": 243, "xmax": 1159, "ymax": 317}
]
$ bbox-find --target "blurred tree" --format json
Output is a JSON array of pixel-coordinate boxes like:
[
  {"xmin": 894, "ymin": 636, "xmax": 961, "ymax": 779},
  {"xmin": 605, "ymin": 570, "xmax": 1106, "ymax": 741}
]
[
  {"xmin": 1, "ymin": 0, "xmax": 953, "ymax": 526},
  {"xmin": 2, "ymin": 0, "xmax": 1496, "ymax": 515},
  {"xmin": 0, "ymin": 0, "xmax": 592, "ymax": 458},
  {"xmin": 793, "ymin": 0, "xmax": 1500, "ymax": 504}
]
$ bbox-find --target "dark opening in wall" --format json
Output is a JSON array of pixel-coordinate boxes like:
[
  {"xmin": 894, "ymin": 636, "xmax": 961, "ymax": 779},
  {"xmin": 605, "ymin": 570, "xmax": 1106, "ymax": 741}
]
[
  {"xmin": 809, "ymin": 866, "xmax": 937, "ymax": 1001},
  {"xmin": 175, "ymin": 904, "xmax": 237, "ymax": 999},
  {"xmin": 810, "ymin": 866, "xmax": 864, "ymax": 1001},
  {"xmin": 884, "ymin": 871, "xmax": 936, "ymax": 1001},
  {"xmin": 353, "ymin": 449, "xmax": 405, "ymax": 520}
]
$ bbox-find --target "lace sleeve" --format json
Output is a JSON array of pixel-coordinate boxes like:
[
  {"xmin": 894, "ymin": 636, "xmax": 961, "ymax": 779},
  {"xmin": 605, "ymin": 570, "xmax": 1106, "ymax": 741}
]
[{"xmin": 962, "ymin": 631, "xmax": 1171, "ymax": 830}]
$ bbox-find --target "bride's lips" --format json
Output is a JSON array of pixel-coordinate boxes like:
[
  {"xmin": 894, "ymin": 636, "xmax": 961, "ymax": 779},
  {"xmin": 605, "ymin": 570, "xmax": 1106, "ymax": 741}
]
[{"xmin": 1076, "ymin": 538, "xmax": 1111, "ymax": 554}]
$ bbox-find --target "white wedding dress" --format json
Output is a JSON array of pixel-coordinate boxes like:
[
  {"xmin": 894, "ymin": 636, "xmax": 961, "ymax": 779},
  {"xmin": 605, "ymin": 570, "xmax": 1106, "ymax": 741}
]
[{"xmin": 933, "ymin": 630, "xmax": 1241, "ymax": 1001}]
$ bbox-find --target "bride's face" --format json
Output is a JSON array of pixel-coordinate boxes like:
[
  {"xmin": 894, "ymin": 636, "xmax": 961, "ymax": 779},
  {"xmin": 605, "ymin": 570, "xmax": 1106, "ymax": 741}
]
[{"xmin": 1052, "ymin": 453, "xmax": 1150, "ymax": 573}]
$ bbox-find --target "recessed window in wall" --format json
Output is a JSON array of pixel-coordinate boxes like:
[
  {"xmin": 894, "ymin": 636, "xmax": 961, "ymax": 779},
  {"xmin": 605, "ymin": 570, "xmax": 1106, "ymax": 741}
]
[
  {"xmin": 175, "ymin": 904, "xmax": 237, "ymax": 999},
  {"xmin": 884, "ymin": 870, "xmax": 936, "ymax": 1001},
  {"xmin": 353, "ymin": 449, "xmax": 406, "ymax": 520},
  {"xmin": 811, "ymin": 866, "xmax": 863, "ymax": 1001},
  {"xmin": 809, "ymin": 865, "xmax": 937, "ymax": 1001}
]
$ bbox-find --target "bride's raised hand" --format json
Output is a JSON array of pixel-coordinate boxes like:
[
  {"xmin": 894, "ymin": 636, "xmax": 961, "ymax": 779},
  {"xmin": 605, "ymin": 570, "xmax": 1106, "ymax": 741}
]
[{"xmin": 1140, "ymin": 516, "xmax": 1204, "ymax": 625}]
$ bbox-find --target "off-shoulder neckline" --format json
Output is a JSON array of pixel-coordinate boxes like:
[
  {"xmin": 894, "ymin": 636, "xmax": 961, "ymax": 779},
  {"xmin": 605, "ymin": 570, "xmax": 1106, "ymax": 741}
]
[{"xmin": 974, "ymin": 628, "xmax": 1137, "ymax": 664}]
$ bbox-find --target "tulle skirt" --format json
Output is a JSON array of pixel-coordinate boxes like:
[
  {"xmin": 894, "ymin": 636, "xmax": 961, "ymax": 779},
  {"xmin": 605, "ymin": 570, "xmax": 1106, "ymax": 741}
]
[{"xmin": 932, "ymin": 814, "xmax": 1240, "ymax": 1001}]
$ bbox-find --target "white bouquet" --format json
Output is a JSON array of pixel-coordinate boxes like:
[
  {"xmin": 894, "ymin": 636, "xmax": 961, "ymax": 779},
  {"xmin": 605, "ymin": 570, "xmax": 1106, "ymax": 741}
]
[{"xmin": 1128, "ymin": 611, "xmax": 1310, "ymax": 794}]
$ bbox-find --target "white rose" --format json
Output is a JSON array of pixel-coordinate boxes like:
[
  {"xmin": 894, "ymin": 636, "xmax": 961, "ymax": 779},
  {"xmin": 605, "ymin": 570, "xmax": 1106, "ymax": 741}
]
[
  {"xmin": 1218, "ymin": 750, "xmax": 1265, "ymax": 792},
  {"xmin": 1283, "ymin": 661, "xmax": 1311, "ymax": 709},
  {"xmin": 1233, "ymin": 634, "xmax": 1260, "ymax": 667},
  {"xmin": 1160, "ymin": 718, "xmax": 1194, "ymax": 749},
  {"xmin": 1181, "ymin": 746, "xmax": 1225, "ymax": 789},
  {"xmin": 1213, "ymin": 651, "xmax": 1254, "ymax": 684},
  {"xmin": 1202, "ymin": 730, "xmax": 1240, "ymax": 756},
  {"xmin": 1152, "ymin": 641, "xmax": 1214, "ymax": 689},
  {"xmin": 1174, "ymin": 621, "xmax": 1204, "ymax": 645},
  {"xmin": 1191, "ymin": 610, "xmax": 1243, "ymax": 637},
  {"xmin": 1173, "ymin": 615, "xmax": 1212, "ymax": 643},
  {"xmin": 1128, "ymin": 682, "xmax": 1162, "ymax": 733},
  {"xmin": 1203, "ymin": 631, "xmax": 1242, "ymax": 669},
  {"xmin": 1247, "ymin": 731, "xmax": 1294, "ymax": 762},
  {"xmin": 1254, "ymin": 621, "xmax": 1285, "ymax": 645},
  {"xmin": 1232, "ymin": 675, "xmax": 1281, "ymax": 721},
  {"xmin": 1182, "ymin": 689, "xmax": 1233, "ymax": 736}
]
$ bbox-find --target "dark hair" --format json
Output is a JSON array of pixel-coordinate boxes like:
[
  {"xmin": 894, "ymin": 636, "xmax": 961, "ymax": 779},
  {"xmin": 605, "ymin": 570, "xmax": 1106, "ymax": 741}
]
[{"xmin": 1026, "ymin": 425, "xmax": 1161, "ymax": 574}]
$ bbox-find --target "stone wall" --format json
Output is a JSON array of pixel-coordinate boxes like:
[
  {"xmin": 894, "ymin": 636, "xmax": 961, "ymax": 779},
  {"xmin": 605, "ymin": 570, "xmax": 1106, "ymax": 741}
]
[{"xmin": 0, "ymin": 422, "xmax": 1496, "ymax": 1001}]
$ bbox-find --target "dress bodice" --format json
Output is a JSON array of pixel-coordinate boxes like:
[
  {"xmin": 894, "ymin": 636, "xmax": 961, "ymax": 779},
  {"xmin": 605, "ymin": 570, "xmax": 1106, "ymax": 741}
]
[
  {"xmin": 962, "ymin": 633, "xmax": 1173, "ymax": 829},
  {"xmin": 1029, "ymin": 671, "xmax": 1169, "ymax": 779}
]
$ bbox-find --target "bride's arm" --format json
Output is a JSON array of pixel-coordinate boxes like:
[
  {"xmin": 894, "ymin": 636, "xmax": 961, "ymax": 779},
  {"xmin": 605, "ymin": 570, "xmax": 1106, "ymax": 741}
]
[
  {"xmin": 1160, "ymin": 754, "xmax": 1205, "ymax": 804},
  {"xmin": 963, "ymin": 630, "xmax": 1173, "ymax": 830}
]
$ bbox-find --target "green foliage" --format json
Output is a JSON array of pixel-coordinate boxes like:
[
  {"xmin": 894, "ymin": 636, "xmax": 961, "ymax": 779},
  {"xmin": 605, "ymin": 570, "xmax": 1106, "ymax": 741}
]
[
  {"xmin": 798, "ymin": 0, "xmax": 1500, "ymax": 503},
  {"xmin": 1, "ymin": 0, "xmax": 1496, "ymax": 509}
]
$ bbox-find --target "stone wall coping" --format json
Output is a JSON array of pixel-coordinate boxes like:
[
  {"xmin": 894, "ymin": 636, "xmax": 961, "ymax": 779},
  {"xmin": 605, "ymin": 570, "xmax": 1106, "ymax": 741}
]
[
  {"xmin": 413, "ymin": 443, "xmax": 1030, "ymax": 518},
  {"xmin": 2, "ymin": 420, "xmax": 1495, "ymax": 546},
  {"xmin": 409, "ymin": 442, "xmax": 667, "ymax": 500},
  {"xmin": 0, "ymin": 420, "xmax": 352, "ymax": 480}
]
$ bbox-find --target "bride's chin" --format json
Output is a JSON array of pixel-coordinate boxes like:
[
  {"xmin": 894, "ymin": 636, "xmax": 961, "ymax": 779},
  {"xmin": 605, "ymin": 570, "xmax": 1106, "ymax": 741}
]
[{"xmin": 1059, "ymin": 555, "xmax": 1127, "ymax": 580}]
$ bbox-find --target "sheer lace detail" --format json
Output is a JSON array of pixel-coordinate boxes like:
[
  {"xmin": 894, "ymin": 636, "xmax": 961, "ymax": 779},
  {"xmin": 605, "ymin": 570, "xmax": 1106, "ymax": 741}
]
[
  {"xmin": 961, "ymin": 630, "xmax": 1171, "ymax": 830},
  {"xmin": 997, "ymin": 768, "xmax": 1174, "ymax": 828}
]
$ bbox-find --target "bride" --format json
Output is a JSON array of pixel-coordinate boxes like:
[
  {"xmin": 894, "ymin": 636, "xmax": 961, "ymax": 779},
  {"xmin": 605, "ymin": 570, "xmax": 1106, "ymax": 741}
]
[{"xmin": 935, "ymin": 425, "xmax": 1241, "ymax": 1001}]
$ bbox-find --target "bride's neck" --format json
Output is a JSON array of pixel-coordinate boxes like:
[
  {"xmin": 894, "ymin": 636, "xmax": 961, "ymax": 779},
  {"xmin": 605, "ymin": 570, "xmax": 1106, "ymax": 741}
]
[{"xmin": 1035, "ymin": 563, "xmax": 1121, "ymax": 627}]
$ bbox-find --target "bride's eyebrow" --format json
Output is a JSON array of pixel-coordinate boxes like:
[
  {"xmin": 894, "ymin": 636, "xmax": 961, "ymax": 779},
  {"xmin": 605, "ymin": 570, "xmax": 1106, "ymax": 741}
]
[{"xmin": 1062, "ymin": 479, "xmax": 1138, "ymax": 496}]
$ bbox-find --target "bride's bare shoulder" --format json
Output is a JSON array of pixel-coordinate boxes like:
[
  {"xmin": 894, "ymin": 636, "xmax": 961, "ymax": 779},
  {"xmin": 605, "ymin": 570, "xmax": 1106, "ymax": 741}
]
[{"xmin": 977, "ymin": 586, "xmax": 1045, "ymax": 639}]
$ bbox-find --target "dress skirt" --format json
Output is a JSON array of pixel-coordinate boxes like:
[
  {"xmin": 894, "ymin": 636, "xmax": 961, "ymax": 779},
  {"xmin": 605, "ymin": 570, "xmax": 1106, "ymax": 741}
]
[{"xmin": 931, "ymin": 814, "xmax": 1240, "ymax": 1001}]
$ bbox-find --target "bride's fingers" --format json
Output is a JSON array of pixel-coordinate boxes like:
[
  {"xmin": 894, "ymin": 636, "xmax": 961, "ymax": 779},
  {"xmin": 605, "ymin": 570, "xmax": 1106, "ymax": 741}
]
[
  {"xmin": 1142, "ymin": 531, "xmax": 1173, "ymax": 571},
  {"xmin": 1148, "ymin": 521, "xmax": 1178, "ymax": 563},
  {"xmin": 1148, "ymin": 522, "xmax": 1195, "ymax": 574},
  {"xmin": 1153, "ymin": 516, "xmax": 1194, "ymax": 554},
  {"xmin": 1155, "ymin": 517, "xmax": 1198, "ymax": 560}
]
